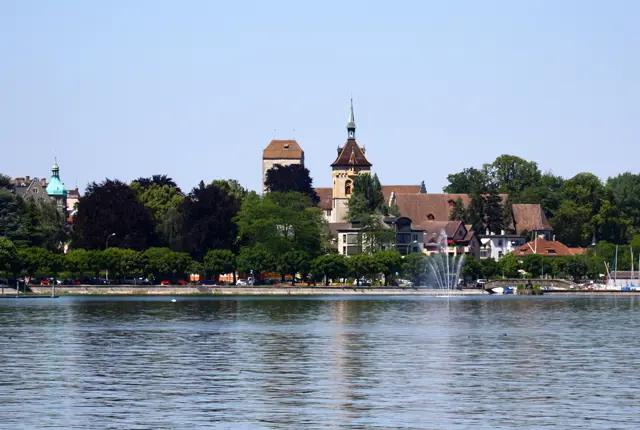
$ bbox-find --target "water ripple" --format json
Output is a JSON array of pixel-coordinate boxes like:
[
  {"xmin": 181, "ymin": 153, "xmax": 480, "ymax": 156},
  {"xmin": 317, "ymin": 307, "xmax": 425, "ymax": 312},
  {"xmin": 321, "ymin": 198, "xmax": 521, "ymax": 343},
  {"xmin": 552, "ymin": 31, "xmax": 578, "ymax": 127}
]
[{"xmin": 0, "ymin": 296, "xmax": 639, "ymax": 429}]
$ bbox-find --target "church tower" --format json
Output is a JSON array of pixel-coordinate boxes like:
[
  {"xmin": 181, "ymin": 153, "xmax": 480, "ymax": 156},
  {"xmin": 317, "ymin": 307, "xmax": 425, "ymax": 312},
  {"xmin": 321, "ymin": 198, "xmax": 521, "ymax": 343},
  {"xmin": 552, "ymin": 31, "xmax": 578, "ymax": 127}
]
[
  {"xmin": 330, "ymin": 98, "xmax": 372, "ymax": 222},
  {"xmin": 46, "ymin": 161, "xmax": 68, "ymax": 215}
]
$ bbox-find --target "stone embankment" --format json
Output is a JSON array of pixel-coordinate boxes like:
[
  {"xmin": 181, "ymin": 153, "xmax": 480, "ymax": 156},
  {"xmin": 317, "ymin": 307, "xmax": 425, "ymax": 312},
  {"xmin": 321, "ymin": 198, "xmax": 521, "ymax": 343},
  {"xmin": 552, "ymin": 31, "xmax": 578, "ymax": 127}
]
[
  {"xmin": 485, "ymin": 279, "xmax": 576, "ymax": 289},
  {"xmin": 26, "ymin": 285, "xmax": 489, "ymax": 296}
]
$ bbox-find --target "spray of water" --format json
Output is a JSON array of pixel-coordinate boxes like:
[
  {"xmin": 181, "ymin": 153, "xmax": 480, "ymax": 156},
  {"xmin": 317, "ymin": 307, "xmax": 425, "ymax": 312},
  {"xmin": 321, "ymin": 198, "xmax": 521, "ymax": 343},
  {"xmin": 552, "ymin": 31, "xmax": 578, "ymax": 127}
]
[{"xmin": 426, "ymin": 229, "xmax": 466, "ymax": 296}]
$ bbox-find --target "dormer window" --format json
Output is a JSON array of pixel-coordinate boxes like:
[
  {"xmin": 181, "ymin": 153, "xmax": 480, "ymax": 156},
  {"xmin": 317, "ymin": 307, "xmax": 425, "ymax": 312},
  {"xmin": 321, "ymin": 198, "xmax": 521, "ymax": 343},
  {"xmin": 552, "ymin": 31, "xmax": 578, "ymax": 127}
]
[
  {"xmin": 427, "ymin": 214, "xmax": 435, "ymax": 220},
  {"xmin": 283, "ymin": 144, "xmax": 289, "ymax": 149},
  {"xmin": 345, "ymin": 180, "xmax": 352, "ymax": 196}
]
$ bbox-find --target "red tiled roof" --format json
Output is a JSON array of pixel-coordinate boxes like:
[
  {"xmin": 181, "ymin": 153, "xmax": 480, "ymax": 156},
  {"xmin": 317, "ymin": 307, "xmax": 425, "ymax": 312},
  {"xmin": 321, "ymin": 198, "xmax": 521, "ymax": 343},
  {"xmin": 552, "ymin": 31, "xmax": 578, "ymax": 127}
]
[
  {"xmin": 315, "ymin": 187, "xmax": 332, "ymax": 211},
  {"xmin": 68, "ymin": 189, "xmax": 80, "ymax": 198},
  {"xmin": 395, "ymin": 194, "xmax": 473, "ymax": 225},
  {"xmin": 331, "ymin": 140, "xmax": 371, "ymax": 167},
  {"xmin": 512, "ymin": 204, "xmax": 553, "ymax": 233},
  {"xmin": 382, "ymin": 185, "xmax": 421, "ymax": 203},
  {"xmin": 262, "ymin": 140, "xmax": 304, "ymax": 159},
  {"xmin": 512, "ymin": 237, "xmax": 582, "ymax": 257}
]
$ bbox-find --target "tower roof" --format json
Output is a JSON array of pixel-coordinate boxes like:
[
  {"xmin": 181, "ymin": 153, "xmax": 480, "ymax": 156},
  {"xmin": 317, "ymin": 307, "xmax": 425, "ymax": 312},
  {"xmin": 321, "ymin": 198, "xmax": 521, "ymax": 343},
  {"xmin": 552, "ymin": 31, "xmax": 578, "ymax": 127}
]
[
  {"xmin": 331, "ymin": 140, "xmax": 371, "ymax": 167},
  {"xmin": 262, "ymin": 140, "xmax": 304, "ymax": 159},
  {"xmin": 46, "ymin": 161, "xmax": 67, "ymax": 197},
  {"xmin": 347, "ymin": 97, "xmax": 356, "ymax": 129}
]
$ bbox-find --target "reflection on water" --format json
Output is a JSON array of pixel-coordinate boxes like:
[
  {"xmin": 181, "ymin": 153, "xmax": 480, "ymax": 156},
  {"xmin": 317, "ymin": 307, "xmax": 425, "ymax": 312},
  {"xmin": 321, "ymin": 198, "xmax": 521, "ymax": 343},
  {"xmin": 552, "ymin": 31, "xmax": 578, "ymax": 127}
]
[{"xmin": 1, "ymin": 296, "xmax": 639, "ymax": 429}]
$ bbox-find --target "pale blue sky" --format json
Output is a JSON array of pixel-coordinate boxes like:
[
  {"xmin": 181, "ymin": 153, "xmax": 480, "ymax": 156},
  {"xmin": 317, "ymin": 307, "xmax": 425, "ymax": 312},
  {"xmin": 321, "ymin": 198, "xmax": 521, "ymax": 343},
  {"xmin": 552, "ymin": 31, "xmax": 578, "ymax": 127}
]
[{"xmin": 1, "ymin": 0, "xmax": 638, "ymax": 193}]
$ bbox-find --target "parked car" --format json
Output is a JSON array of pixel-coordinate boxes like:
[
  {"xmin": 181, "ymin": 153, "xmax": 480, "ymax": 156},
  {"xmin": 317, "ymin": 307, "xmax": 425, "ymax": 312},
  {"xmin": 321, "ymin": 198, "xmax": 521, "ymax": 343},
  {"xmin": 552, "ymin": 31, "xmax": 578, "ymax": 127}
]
[
  {"xmin": 122, "ymin": 276, "xmax": 151, "ymax": 285},
  {"xmin": 236, "ymin": 279, "xmax": 250, "ymax": 286},
  {"xmin": 200, "ymin": 280, "xmax": 217, "ymax": 286}
]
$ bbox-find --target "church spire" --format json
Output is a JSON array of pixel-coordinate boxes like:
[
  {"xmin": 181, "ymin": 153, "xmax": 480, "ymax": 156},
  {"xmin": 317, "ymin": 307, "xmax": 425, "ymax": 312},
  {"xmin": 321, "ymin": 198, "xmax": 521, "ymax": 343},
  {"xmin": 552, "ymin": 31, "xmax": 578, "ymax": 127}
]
[{"xmin": 347, "ymin": 97, "xmax": 356, "ymax": 140}]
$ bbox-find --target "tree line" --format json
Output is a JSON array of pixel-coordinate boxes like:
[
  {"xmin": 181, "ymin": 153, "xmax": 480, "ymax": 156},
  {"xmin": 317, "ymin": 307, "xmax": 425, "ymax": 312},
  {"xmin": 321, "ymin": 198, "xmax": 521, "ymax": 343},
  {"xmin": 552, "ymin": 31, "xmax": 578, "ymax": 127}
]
[{"xmin": 444, "ymin": 154, "xmax": 640, "ymax": 247}]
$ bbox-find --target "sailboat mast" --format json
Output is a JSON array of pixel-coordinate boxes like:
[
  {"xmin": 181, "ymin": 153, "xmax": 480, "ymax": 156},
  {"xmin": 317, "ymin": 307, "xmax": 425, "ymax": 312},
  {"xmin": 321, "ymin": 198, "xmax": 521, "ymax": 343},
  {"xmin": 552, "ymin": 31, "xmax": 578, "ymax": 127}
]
[
  {"xmin": 632, "ymin": 246, "xmax": 635, "ymax": 283},
  {"xmin": 614, "ymin": 245, "xmax": 618, "ymax": 285}
]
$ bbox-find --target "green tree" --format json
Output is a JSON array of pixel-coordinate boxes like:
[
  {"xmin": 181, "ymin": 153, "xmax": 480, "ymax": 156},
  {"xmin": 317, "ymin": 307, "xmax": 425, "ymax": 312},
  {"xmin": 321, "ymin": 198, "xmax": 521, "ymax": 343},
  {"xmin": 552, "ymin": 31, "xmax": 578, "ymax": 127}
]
[
  {"xmin": 311, "ymin": 254, "xmax": 348, "ymax": 285},
  {"xmin": 517, "ymin": 172, "xmax": 565, "ymax": 218},
  {"xmin": 498, "ymin": 253, "xmax": 521, "ymax": 278},
  {"xmin": 13, "ymin": 198, "xmax": 66, "ymax": 251},
  {"xmin": 607, "ymin": 172, "xmax": 640, "ymax": 236},
  {"xmin": 0, "ymin": 177, "xmax": 22, "ymax": 240},
  {"xmin": 264, "ymin": 164, "xmax": 320, "ymax": 205},
  {"xmin": 18, "ymin": 247, "xmax": 50, "ymax": 278},
  {"xmin": 348, "ymin": 254, "xmax": 374, "ymax": 286},
  {"xmin": 480, "ymin": 257, "xmax": 500, "ymax": 279},
  {"xmin": 484, "ymin": 155, "xmax": 541, "ymax": 199},
  {"xmin": 204, "ymin": 249, "xmax": 236, "ymax": 283},
  {"xmin": 346, "ymin": 173, "xmax": 386, "ymax": 219},
  {"xmin": 0, "ymin": 237, "xmax": 18, "ymax": 276},
  {"xmin": 102, "ymin": 248, "xmax": 143, "ymax": 281},
  {"xmin": 466, "ymin": 193, "xmax": 486, "ymax": 230},
  {"xmin": 551, "ymin": 200, "xmax": 592, "ymax": 247},
  {"xmin": 443, "ymin": 167, "xmax": 489, "ymax": 194},
  {"xmin": 236, "ymin": 244, "xmax": 275, "ymax": 283},
  {"xmin": 180, "ymin": 182, "xmax": 241, "ymax": 260},
  {"xmin": 565, "ymin": 255, "xmax": 589, "ymax": 282},
  {"xmin": 462, "ymin": 257, "xmax": 483, "ymax": 280},
  {"xmin": 235, "ymin": 192, "xmax": 323, "ymax": 258},
  {"xmin": 402, "ymin": 253, "xmax": 428, "ymax": 285},
  {"xmin": 131, "ymin": 181, "xmax": 184, "ymax": 226},
  {"xmin": 449, "ymin": 198, "xmax": 467, "ymax": 222},
  {"xmin": 277, "ymin": 250, "xmax": 310, "ymax": 285},
  {"xmin": 211, "ymin": 179, "xmax": 248, "ymax": 202},
  {"xmin": 65, "ymin": 249, "xmax": 91, "ymax": 278},
  {"xmin": 72, "ymin": 180, "xmax": 156, "ymax": 251},
  {"xmin": 484, "ymin": 192, "xmax": 505, "ymax": 234},
  {"xmin": 522, "ymin": 254, "xmax": 545, "ymax": 278},
  {"xmin": 372, "ymin": 250, "xmax": 403, "ymax": 286}
]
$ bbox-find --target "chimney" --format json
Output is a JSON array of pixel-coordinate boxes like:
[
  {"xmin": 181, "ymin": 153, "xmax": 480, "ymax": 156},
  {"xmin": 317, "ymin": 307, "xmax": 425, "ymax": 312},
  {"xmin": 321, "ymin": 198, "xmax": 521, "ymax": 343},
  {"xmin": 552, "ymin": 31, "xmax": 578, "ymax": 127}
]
[
  {"xmin": 25, "ymin": 176, "xmax": 30, "ymax": 184},
  {"xmin": 41, "ymin": 178, "xmax": 47, "ymax": 186},
  {"xmin": 553, "ymin": 234, "xmax": 556, "ymax": 241}
]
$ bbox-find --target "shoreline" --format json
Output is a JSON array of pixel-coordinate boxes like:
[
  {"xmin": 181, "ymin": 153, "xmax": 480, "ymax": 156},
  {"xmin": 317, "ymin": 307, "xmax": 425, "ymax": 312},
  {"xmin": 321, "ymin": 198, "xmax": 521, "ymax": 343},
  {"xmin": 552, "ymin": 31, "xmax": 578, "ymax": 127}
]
[
  {"xmin": 3, "ymin": 285, "xmax": 640, "ymax": 297},
  {"xmin": 22, "ymin": 285, "xmax": 488, "ymax": 296}
]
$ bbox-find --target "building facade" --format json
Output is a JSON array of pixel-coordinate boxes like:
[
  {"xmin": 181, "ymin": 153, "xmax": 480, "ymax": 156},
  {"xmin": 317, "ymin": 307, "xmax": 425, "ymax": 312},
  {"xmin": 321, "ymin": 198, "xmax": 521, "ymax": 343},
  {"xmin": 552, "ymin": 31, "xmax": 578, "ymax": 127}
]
[
  {"xmin": 479, "ymin": 231, "xmax": 526, "ymax": 260},
  {"xmin": 11, "ymin": 162, "xmax": 68, "ymax": 215},
  {"xmin": 336, "ymin": 216, "xmax": 425, "ymax": 257}
]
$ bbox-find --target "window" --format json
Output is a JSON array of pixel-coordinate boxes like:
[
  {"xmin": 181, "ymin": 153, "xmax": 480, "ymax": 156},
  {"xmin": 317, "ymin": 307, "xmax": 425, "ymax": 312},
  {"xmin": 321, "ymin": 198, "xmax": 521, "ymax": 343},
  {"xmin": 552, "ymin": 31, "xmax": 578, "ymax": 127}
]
[
  {"xmin": 345, "ymin": 180, "xmax": 352, "ymax": 196},
  {"xmin": 413, "ymin": 246, "xmax": 418, "ymax": 253},
  {"xmin": 427, "ymin": 214, "xmax": 435, "ymax": 220},
  {"xmin": 342, "ymin": 246, "xmax": 346, "ymax": 255},
  {"xmin": 342, "ymin": 234, "xmax": 346, "ymax": 243},
  {"xmin": 412, "ymin": 234, "xmax": 417, "ymax": 242},
  {"xmin": 498, "ymin": 251, "xmax": 503, "ymax": 258},
  {"xmin": 448, "ymin": 199, "xmax": 454, "ymax": 207},
  {"xmin": 498, "ymin": 240, "xmax": 503, "ymax": 247}
]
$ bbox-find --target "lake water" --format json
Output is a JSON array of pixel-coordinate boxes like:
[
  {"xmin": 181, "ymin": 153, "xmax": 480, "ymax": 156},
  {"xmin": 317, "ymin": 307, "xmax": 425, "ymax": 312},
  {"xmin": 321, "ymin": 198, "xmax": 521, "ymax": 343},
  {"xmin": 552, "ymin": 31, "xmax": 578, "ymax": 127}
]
[{"xmin": 1, "ymin": 296, "xmax": 639, "ymax": 429}]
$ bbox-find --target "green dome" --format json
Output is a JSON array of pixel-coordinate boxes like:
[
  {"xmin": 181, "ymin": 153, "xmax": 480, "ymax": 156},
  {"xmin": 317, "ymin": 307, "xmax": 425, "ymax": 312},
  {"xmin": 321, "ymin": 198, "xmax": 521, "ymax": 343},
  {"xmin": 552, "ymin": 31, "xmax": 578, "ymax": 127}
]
[
  {"xmin": 46, "ymin": 162, "xmax": 67, "ymax": 197},
  {"xmin": 46, "ymin": 176, "xmax": 67, "ymax": 196}
]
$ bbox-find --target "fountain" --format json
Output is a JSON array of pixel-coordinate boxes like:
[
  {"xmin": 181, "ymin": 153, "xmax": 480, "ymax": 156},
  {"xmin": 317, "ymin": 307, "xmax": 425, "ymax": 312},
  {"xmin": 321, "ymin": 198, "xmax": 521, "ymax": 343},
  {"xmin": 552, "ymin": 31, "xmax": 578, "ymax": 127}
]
[{"xmin": 426, "ymin": 229, "xmax": 466, "ymax": 296}]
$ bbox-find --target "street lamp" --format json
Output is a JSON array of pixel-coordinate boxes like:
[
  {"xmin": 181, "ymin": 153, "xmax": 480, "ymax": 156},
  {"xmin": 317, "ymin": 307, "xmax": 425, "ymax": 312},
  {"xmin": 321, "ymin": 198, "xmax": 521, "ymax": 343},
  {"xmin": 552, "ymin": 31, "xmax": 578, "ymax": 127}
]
[
  {"xmin": 105, "ymin": 233, "xmax": 115, "ymax": 283},
  {"xmin": 404, "ymin": 240, "xmax": 418, "ymax": 255}
]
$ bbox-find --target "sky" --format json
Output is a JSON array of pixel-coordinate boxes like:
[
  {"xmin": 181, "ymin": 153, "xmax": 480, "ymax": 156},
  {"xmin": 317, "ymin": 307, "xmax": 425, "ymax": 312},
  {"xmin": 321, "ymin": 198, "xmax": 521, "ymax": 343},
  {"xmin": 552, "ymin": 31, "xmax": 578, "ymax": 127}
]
[{"xmin": 1, "ymin": 0, "xmax": 639, "ymax": 193}]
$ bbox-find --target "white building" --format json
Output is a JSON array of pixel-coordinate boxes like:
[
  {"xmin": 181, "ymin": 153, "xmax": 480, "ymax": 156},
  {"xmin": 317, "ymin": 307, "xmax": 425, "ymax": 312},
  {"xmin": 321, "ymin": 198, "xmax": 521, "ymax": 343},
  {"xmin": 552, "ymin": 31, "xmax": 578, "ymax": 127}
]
[{"xmin": 479, "ymin": 230, "xmax": 526, "ymax": 260}]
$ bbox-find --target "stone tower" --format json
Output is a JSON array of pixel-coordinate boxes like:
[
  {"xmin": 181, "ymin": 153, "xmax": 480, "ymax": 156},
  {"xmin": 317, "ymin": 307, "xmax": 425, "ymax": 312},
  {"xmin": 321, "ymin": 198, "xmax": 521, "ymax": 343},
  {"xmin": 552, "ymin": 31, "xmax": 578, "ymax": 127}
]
[
  {"xmin": 46, "ymin": 161, "xmax": 68, "ymax": 215},
  {"xmin": 261, "ymin": 139, "xmax": 304, "ymax": 193},
  {"xmin": 330, "ymin": 98, "xmax": 372, "ymax": 222}
]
